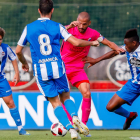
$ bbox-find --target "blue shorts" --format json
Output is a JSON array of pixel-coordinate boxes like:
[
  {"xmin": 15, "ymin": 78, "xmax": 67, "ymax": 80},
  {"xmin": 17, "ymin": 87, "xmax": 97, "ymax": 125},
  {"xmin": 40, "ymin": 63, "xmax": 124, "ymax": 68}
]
[
  {"xmin": 0, "ymin": 78, "xmax": 12, "ymax": 97},
  {"xmin": 116, "ymin": 80, "xmax": 140, "ymax": 105},
  {"xmin": 35, "ymin": 74, "xmax": 70, "ymax": 98}
]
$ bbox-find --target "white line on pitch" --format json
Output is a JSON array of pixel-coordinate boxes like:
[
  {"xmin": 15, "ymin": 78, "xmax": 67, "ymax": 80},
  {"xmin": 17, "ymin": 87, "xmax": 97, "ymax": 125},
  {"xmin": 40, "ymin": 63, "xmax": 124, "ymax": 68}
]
[{"xmin": 130, "ymin": 137, "xmax": 140, "ymax": 140}]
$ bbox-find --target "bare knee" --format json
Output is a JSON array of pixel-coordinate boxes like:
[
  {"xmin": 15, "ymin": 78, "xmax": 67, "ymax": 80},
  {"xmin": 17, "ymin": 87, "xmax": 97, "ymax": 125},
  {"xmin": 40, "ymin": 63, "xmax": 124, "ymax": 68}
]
[
  {"xmin": 59, "ymin": 92, "xmax": 70, "ymax": 104},
  {"xmin": 6, "ymin": 100, "xmax": 15, "ymax": 109},
  {"xmin": 106, "ymin": 103, "xmax": 114, "ymax": 112},
  {"xmin": 82, "ymin": 90, "xmax": 91, "ymax": 98},
  {"xmin": 48, "ymin": 96, "xmax": 61, "ymax": 108}
]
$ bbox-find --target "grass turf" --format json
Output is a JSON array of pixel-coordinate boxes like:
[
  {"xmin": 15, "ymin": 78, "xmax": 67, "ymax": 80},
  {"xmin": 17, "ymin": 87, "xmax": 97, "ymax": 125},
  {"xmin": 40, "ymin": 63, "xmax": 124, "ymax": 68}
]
[{"xmin": 0, "ymin": 130, "xmax": 140, "ymax": 140}]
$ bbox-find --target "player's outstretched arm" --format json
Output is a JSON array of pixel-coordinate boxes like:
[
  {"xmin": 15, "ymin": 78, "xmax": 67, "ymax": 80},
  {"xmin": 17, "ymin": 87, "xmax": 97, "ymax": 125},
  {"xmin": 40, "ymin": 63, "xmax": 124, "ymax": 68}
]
[
  {"xmin": 82, "ymin": 50, "xmax": 118, "ymax": 68},
  {"xmin": 101, "ymin": 38, "xmax": 125, "ymax": 53},
  {"xmin": 11, "ymin": 59, "xmax": 20, "ymax": 86},
  {"xmin": 65, "ymin": 21, "xmax": 80, "ymax": 30},
  {"xmin": 67, "ymin": 36, "xmax": 99, "ymax": 47},
  {"xmin": 16, "ymin": 45, "xmax": 29, "ymax": 72}
]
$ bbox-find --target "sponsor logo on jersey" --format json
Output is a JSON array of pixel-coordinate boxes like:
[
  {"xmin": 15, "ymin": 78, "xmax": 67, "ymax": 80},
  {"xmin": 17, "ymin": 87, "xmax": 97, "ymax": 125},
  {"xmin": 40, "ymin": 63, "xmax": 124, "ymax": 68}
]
[
  {"xmin": 38, "ymin": 57, "xmax": 58, "ymax": 63},
  {"xmin": 6, "ymin": 89, "xmax": 11, "ymax": 93},
  {"xmin": 41, "ymin": 20, "xmax": 47, "ymax": 22},
  {"xmin": 130, "ymin": 57, "xmax": 140, "ymax": 67},
  {"xmin": 17, "ymin": 119, "xmax": 21, "ymax": 122}
]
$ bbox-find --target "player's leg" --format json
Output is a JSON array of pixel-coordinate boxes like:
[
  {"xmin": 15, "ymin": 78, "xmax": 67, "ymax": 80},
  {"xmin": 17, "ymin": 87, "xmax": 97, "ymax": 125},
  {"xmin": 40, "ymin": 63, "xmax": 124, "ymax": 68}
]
[
  {"xmin": 71, "ymin": 70, "xmax": 91, "ymax": 125},
  {"xmin": 61, "ymin": 103, "xmax": 73, "ymax": 125},
  {"xmin": 48, "ymin": 96, "xmax": 81, "ymax": 139},
  {"xmin": 77, "ymin": 81, "xmax": 91, "ymax": 125},
  {"xmin": 47, "ymin": 96, "xmax": 74, "ymax": 130},
  {"xmin": 56, "ymin": 74, "xmax": 89, "ymax": 136},
  {"xmin": 106, "ymin": 93, "xmax": 130, "ymax": 117},
  {"xmin": 59, "ymin": 91, "xmax": 89, "ymax": 136},
  {"xmin": 3, "ymin": 94, "xmax": 29, "ymax": 135},
  {"xmin": 66, "ymin": 70, "xmax": 91, "ymax": 125},
  {"xmin": 1, "ymin": 78, "xmax": 29, "ymax": 135},
  {"xmin": 61, "ymin": 72, "xmax": 73, "ymax": 124},
  {"xmin": 106, "ymin": 80, "xmax": 139, "ymax": 129},
  {"xmin": 35, "ymin": 76, "xmax": 80, "ymax": 139}
]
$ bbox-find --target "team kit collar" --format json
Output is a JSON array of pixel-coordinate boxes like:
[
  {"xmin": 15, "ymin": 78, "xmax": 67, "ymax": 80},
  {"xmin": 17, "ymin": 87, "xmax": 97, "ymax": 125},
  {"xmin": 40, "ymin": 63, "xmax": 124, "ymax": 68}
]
[
  {"xmin": 38, "ymin": 17, "xmax": 50, "ymax": 20},
  {"xmin": 133, "ymin": 45, "xmax": 140, "ymax": 53}
]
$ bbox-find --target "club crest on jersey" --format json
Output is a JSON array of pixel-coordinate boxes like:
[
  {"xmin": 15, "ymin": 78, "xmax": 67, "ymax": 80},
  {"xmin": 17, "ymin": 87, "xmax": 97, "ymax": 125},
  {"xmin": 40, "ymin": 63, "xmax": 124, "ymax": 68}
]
[
  {"xmin": 134, "ymin": 57, "xmax": 137, "ymax": 61},
  {"xmin": 130, "ymin": 57, "xmax": 140, "ymax": 67},
  {"xmin": 2, "ymin": 51, "xmax": 5, "ymax": 56},
  {"xmin": 88, "ymin": 38, "xmax": 91, "ymax": 41}
]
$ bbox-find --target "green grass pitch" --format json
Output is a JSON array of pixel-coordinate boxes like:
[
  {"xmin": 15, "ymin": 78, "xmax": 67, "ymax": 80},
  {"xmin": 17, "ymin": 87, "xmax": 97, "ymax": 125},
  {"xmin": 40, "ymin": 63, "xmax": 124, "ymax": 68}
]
[{"xmin": 0, "ymin": 130, "xmax": 140, "ymax": 140}]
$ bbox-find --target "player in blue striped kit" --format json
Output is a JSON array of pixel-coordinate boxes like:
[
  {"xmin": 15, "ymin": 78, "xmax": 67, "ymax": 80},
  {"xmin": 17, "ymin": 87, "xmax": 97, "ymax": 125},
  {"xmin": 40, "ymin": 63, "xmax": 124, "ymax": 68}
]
[
  {"xmin": 15, "ymin": 0, "xmax": 103, "ymax": 139},
  {"xmin": 0, "ymin": 27, "xmax": 29, "ymax": 135},
  {"xmin": 82, "ymin": 28, "xmax": 140, "ymax": 130}
]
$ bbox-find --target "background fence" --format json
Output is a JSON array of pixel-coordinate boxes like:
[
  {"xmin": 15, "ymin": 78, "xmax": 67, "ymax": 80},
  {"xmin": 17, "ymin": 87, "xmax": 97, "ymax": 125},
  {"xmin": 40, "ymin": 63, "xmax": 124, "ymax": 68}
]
[
  {"xmin": 0, "ymin": 0, "xmax": 138, "ymax": 90},
  {"xmin": 0, "ymin": 0, "xmax": 140, "ymax": 46}
]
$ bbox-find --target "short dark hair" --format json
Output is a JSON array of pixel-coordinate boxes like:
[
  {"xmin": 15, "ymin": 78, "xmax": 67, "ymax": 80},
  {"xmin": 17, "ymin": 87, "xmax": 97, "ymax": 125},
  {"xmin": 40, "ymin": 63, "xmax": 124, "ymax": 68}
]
[
  {"xmin": 39, "ymin": 0, "xmax": 53, "ymax": 15},
  {"xmin": 0, "ymin": 27, "xmax": 5, "ymax": 38},
  {"xmin": 124, "ymin": 28, "xmax": 139, "ymax": 42}
]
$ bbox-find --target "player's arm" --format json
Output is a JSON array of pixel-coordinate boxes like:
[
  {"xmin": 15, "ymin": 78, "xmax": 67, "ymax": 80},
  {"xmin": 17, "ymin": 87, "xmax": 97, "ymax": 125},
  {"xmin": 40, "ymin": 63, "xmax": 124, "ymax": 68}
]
[
  {"xmin": 101, "ymin": 38, "xmax": 125, "ymax": 53},
  {"xmin": 7, "ymin": 46, "xmax": 20, "ymax": 85},
  {"xmin": 65, "ymin": 21, "xmax": 80, "ymax": 30},
  {"xmin": 16, "ymin": 45, "xmax": 29, "ymax": 72},
  {"xmin": 60, "ymin": 24, "xmax": 99, "ymax": 47},
  {"xmin": 16, "ymin": 26, "xmax": 29, "ymax": 72},
  {"xmin": 67, "ymin": 36, "xmax": 99, "ymax": 47},
  {"xmin": 11, "ymin": 59, "xmax": 20, "ymax": 86},
  {"xmin": 82, "ymin": 50, "xmax": 119, "ymax": 68}
]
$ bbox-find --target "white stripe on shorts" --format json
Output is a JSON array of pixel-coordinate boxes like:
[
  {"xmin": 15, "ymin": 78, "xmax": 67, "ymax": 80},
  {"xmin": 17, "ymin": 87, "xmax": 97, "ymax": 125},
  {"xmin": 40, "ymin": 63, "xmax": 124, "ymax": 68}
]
[
  {"xmin": 40, "ymin": 63, "xmax": 48, "ymax": 81},
  {"xmin": 51, "ymin": 62, "xmax": 59, "ymax": 79},
  {"xmin": 34, "ymin": 64, "xmax": 45, "ymax": 96},
  {"xmin": 64, "ymin": 73, "xmax": 70, "ymax": 90},
  {"xmin": 62, "ymin": 61, "xmax": 66, "ymax": 74}
]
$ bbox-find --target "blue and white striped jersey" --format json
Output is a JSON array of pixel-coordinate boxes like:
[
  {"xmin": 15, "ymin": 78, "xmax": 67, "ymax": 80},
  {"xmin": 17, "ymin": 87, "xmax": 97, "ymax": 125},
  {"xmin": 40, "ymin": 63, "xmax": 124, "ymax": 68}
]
[
  {"xmin": 121, "ymin": 45, "xmax": 140, "ymax": 84},
  {"xmin": 18, "ymin": 17, "xmax": 72, "ymax": 80},
  {"xmin": 0, "ymin": 43, "xmax": 16, "ymax": 78}
]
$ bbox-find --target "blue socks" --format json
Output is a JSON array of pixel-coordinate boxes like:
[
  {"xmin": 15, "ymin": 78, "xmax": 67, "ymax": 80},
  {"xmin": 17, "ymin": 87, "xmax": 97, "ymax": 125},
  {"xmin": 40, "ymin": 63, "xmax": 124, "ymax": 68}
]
[
  {"xmin": 114, "ymin": 106, "xmax": 130, "ymax": 118},
  {"xmin": 10, "ymin": 107, "xmax": 22, "ymax": 126},
  {"xmin": 54, "ymin": 106, "xmax": 73, "ymax": 130},
  {"xmin": 64, "ymin": 99, "xmax": 78, "ymax": 117}
]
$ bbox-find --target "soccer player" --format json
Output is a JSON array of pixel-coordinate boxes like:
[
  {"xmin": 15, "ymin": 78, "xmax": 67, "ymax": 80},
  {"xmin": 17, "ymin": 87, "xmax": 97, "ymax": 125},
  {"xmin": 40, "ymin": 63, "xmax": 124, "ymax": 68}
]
[
  {"xmin": 61, "ymin": 12, "xmax": 124, "ymax": 133},
  {"xmin": 82, "ymin": 28, "xmax": 139, "ymax": 130},
  {"xmin": 15, "ymin": 0, "xmax": 100, "ymax": 139},
  {"xmin": 0, "ymin": 27, "xmax": 29, "ymax": 135}
]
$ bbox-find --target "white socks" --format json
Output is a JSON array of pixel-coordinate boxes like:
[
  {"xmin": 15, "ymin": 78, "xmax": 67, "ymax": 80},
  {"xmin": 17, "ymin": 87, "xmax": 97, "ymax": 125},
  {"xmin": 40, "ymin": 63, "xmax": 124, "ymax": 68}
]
[{"xmin": 18, "ymin": 125, "xmax": 23, "ymax": 131}]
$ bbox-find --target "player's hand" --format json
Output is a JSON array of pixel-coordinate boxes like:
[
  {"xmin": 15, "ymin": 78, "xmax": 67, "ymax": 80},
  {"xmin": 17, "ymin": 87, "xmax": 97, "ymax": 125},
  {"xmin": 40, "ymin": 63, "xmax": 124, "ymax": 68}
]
[
  {"xmin": 66, "ymin": 21, "xmax": 80, "ymax": 30},
  {"xmin": 115, "ymin": 47, "xmax": 125, "ymax": 54},
  {"xmin": 82, "ymin": 57, "xmax": 98, "ymax": 68},
  {"xmin": 13, "ymin": 73, "xmax": 20, "ymax": 86},
  {"xmin": 22, "ymin": 63, "xmax": 29, "ymax": 72},
  {"xmin": 91, "ymin": 40, "xmax": 100, "ymax": 47}
]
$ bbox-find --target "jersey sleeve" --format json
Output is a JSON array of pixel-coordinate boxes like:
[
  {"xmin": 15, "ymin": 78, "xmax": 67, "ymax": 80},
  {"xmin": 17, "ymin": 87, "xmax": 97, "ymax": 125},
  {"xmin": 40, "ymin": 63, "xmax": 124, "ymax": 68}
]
[
  {"xmin": 17, "ymin": 26, "xmax": 28, "ymax": 47},
  {"xmin": 7, "ymin": 46, "xmax": 16, "ymax": 61},
  {"xmin": 120, "ymin": 45, "xmax": 126, "ymax": 55},
  {"xmin": 93, "ymin": 30, "xmax": 104, "ymax": 42},
  {"xmin": 59, "ymin": 24, "xmax": 72, "ymax": 41}
]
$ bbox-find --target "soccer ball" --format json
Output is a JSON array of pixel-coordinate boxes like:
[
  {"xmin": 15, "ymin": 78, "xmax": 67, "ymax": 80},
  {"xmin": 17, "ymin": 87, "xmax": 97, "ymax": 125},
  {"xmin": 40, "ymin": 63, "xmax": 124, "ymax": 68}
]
[{"xmin": 51, "ymin": 122, "xmax": 67, "ymax": 136}]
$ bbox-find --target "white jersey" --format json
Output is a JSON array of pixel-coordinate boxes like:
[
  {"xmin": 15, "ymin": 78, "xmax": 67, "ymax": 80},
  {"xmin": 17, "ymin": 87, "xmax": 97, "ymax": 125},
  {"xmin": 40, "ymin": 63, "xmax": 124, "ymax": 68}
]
[
  {"xmin": 0, "ymin": 43, "xmax": 16, "ymax": 78},
  {"xmin": 121, "ymin": 45, "xmax": 140, "ymax": 84}
]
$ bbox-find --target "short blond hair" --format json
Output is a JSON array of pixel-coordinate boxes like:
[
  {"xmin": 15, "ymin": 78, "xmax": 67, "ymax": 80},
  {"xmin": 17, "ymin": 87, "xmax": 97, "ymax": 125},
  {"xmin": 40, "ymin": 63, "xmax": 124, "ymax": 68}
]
[{"xmin": 0, "ymin": 27, "xmax": 5, "ymax": 38}]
